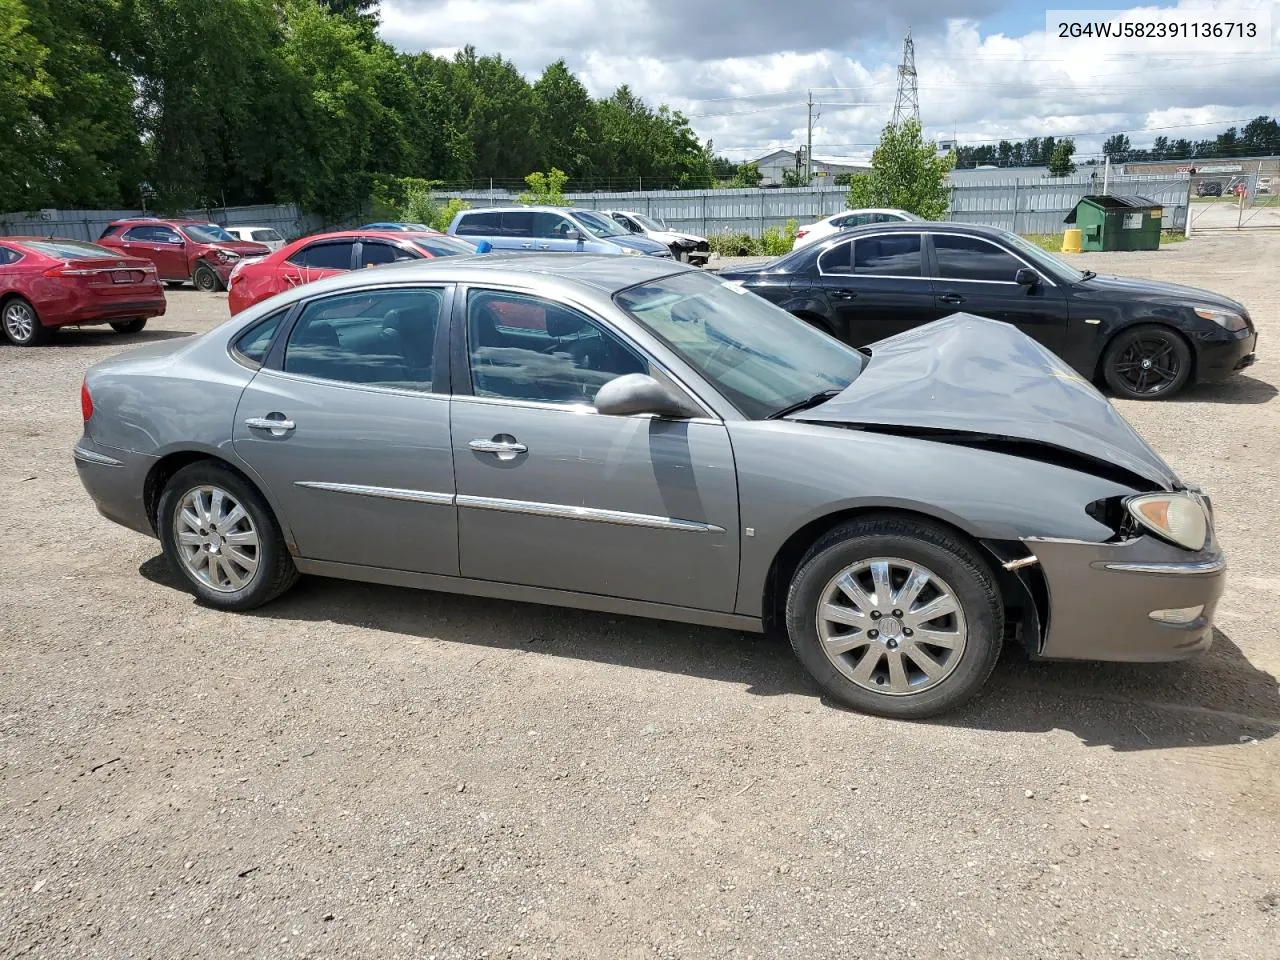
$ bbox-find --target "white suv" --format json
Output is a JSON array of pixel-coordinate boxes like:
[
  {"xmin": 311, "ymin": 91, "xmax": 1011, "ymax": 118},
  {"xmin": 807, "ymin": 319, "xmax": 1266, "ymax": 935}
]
[{"xmin": 792, "ymin": 209, "xmax": 921, "ymax": 250}]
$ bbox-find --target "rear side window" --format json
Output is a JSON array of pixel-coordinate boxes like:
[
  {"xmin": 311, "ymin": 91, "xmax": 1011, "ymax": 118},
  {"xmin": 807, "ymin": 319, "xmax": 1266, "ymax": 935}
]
[
  {"xmin": 233, "ymin": 310, "xmax": 287, "ymax": 367},
  {"xmin": 287, "ymin": 241, "xmax": 354, "ymax": 270},
  {"xmin": 99, "ymin": 225, "xmax": 125, "ymax": 239},
  {"xmin": 498, "ymin": 211, "xmax": 533, "ymax": 237},
  {"xmin": 853, "ymin": 235, "xmax": 922, "ymax": 276},
  {"xmin": 455, "ymin": 212, "xmax": 500, "ymax": 236},
  {"xmin": 282, "ymin": 287, "xmax": 444, "ymax": 391},
  {"xmin": 0, "ymin": 246, "xmax": 19, "ymax": 265}
]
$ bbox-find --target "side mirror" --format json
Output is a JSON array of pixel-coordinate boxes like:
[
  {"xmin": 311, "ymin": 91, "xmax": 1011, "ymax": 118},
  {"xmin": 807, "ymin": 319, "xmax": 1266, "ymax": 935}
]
[
  {"xmin": 594, "ymin": 374, "xmax": 702, "ymax": 419},
  {"xmin": 565, "ymin": 228, "xmax": 584, "ymax": 242},
  {"xmin": 1015, "ymin": 267, "xmax": 1040, "ymax": 286}
]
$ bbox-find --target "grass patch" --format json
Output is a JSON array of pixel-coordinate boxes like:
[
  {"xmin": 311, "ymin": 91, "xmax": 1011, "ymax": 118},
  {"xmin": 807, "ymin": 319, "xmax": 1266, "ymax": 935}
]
[{"xmin": 1019, "ymin": 231, "xmax": 1186, "ymax": 253}]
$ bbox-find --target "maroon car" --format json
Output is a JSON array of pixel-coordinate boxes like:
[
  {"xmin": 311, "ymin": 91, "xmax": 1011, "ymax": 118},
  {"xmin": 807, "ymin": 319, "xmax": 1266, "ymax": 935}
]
[
  {"xmin": 97, "ymin": 218, "xmax": 271, "ymax": 293},
  {"xmin": 0, "ymin": 237, "xmax": 166, "ymax": 346}
]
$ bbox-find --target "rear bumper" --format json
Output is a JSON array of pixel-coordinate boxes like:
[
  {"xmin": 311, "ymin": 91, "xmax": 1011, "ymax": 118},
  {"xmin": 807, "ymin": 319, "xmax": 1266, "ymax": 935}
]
[
  {"xmin": 1197, "ymin": 328, "xmax": 1257, "ymax": 382},
  {"xmin": 1026, "ymin": 534, "xmax": 1226, "ymax": 662},
  {"xmin": 41, "ymin": 291, "xmax": 167, "ymax": 328},
  {"xmin": 73, "ymin": 437, "xmax": 157, "ymax": 538}
]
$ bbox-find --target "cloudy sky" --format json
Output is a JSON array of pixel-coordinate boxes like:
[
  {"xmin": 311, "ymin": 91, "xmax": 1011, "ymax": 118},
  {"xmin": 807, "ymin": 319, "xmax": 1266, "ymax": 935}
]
[{"xmin": 378, "ymin": 0, "xmax": 1280, "ymax": 164}]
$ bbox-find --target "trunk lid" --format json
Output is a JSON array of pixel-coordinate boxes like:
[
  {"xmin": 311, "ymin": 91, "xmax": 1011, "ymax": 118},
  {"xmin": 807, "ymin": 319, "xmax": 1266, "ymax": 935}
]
[{"xmin": 789, "ymin": 314, "xmax": 1180, "ymax": 489}]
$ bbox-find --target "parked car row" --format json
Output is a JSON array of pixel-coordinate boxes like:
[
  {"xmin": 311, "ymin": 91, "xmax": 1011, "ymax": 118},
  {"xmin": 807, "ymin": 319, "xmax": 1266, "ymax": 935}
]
[{"xmin": 73, "ymin": 253, "xmax": 1230, "ymax": 719}]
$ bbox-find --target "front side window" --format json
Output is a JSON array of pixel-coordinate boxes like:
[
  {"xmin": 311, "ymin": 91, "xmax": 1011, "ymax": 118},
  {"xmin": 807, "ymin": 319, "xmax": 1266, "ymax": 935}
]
[
  {"xmin": 359, "ymin": 241, "xmax": 417, "ymax": 268},
  {"xmin": 933, "ymin": 234, "xmax": 1023, "ymax": 283},
  {"xmin": 818, "ymin": 241, "xmax": 852, "ymax": 274},
  {"xmin": 853, "ymin": 234, "xmax": 923, "ymax": 276},
  {"xmin": 615, "ymin": 271, "xmax": 867, "ymax": 420},
  {"xmin": 466, "ymin": 290, "xmax": 647, "ymax": 405},
  {"xmin": 531, "ymin": 212, "xmax": 577, "ymax": 239},
  {"xmin": 282, "ymin": 288, "xmax": 443, "ymax": 391},
  {"xmin": 287, "ymin": 241, "xmax": 354, "ymax": 270}
]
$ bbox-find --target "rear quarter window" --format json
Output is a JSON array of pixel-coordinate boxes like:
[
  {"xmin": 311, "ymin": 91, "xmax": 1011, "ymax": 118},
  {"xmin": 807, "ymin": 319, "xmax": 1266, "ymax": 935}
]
[{"xmin": 455, "ymin": 212, "xmax": 500, "ymax": 236}]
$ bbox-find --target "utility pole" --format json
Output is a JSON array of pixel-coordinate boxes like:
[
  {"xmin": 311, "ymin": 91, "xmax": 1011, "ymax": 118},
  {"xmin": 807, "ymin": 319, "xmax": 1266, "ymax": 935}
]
[
  {"xmin": 891, "ymin": 29, "xmax": 920, "ymax": 129},
  {"xmin": 806, "ymin": 89, "xmax": 814, "ymax": 183}
]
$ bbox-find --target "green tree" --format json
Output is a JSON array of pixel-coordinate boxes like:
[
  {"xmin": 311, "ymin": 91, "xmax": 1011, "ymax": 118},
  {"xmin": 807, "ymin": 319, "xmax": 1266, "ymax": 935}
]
[
  {"xmin": 1048, "ymin": 138, "xmax": 1077, "ymax": 177},
  {"xmin": 0, "ymin": 0, "xmax": 50, "ymax": 210},
  {"xmin": 781, "ymin": 168, "xmax": 809, "ymax": 187},
  {"xmin": 729, "ymin": 162, "xmax": 763, "ymax": 188},
  {"xmin": 520, "ymin": 168, "xmax": 568, "ymax": 205},
  {"xmin": 1102, "ymin": 133, "xmax": 1131, "ymax": 162},
  {"xmin": 532, "ymin": 60, "xmax": 596, "ymax": 182},
  {"xmin": 846, "ymin": 119, "xmax": 953, "ymax": 220}
]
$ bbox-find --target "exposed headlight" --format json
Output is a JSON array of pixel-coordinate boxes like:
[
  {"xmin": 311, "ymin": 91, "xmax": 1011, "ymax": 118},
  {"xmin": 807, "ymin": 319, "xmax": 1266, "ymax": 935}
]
[
  {"xmin": 1192, "ymin": 305, "xmax": 1247, "ymax": 332},
  {"xmin": 1126, "ymin": 492, "xmax": 1209, "ymax": 551},
  {"xmin": 620, "ymin": 247, "xmax": 643, "ymax": 256}
]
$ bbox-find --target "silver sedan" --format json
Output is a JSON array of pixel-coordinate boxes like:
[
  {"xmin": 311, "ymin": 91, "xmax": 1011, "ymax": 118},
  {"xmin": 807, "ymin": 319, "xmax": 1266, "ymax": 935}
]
[{"xmin": 73, "ymin": 255, "xmax": 1226, "ymax": 718}]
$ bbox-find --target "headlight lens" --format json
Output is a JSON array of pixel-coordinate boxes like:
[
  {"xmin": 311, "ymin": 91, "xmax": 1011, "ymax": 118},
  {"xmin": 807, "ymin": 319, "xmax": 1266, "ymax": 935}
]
[
  {"xmin": 1126, "ymin": 493, "xmax": 1209, "ymax": 550},
  {"xmin": 620, "ymin": 247, "xmax": 643, "ymax": 256},
  {"xmin": 1193, "ymin": 306, "xmax": 1247, "ymax": 332}
]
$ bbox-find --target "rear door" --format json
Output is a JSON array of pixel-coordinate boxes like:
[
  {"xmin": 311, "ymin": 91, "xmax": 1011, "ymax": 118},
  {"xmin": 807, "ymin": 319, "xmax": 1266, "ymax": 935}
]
[
  {"xmin": 815, "ymin": 232, "xmax": 936, "ymax": 345},
  {"xmin": 927, "ymin": 233, "xmax": 1070, "ymax": 353},
  {"xmin": 232, "ymin": 284, "xmax": 457, "ymax": 574},
  {"xmin": 278, "ymin": 239, "xmax": 356, "ymax": 292}
]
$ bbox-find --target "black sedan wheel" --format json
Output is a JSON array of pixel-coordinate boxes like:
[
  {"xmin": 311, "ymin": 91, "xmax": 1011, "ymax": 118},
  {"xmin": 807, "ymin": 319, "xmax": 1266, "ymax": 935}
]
[
  {"xmin": 785, "ymin": 515, "xmax": 1003, "ymax": 719},
  {"xmin": 158, "ymin": 461, "xmax": 299, "ymax": 610},
  {"xmin": 1102, "ymin": 325, "xmax": 1192, "ymax": 400}
]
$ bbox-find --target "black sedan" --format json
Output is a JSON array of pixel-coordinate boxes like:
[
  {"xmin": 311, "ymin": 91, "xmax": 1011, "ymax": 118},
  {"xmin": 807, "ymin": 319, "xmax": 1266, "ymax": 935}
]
[{"xmin": 718, "ymin": 222, "xmax": 1258, "ymax": 400}]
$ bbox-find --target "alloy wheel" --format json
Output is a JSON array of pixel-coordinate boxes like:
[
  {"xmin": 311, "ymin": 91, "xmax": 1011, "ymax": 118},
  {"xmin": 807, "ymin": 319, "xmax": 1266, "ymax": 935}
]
[
  {"xmin": 3, "ymin": 301, "xmax": 36, "ymax": 343},
  {"xmin": 173, "ymin": 485, "xmax": 261, "ymax": 593},
  {"xmin": 1114, "ymin": 334, "xmax": 1182, "ymax": 396},
  {"xmin": 815, "ymin": 557, "xmax": 968, "ymax": 695}
]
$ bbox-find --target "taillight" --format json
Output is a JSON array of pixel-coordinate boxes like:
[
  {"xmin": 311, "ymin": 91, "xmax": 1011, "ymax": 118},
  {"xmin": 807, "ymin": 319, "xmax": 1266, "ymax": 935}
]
[
  {"xmin": 81, "ymin": 380, "xmax": 93, "ymax": 421},
  {"xmin": 795, "ymin": 228, "xmax": 809, "ymax": 238}
]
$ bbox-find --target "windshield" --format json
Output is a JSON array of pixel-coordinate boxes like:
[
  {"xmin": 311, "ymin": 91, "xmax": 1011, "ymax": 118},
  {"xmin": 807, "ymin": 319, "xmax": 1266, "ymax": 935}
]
[
  {"xmin": 574, "ymin": 211, "xmax": 629, "ymax": 238},
  {"xmin": 409, "ymin": 234, "xmax": 479, "ymax": 256},
  {"xmin": 183, "ymin": 223, "xmax": 237, "ymax": 243},
  {"xmin": 614, "ymin": 271, "xmax": 867, "ymax": 420},
  {"xmin": 633, "ymin": 214, "xmax": 668, "ymax": 232},
  {"xmin": 21, "ymin": 239, "xmax": 122, "ymax": 260},
  {"xmin": 999, "ymin": 230, "xmax": 1086, "ymax": 283}
]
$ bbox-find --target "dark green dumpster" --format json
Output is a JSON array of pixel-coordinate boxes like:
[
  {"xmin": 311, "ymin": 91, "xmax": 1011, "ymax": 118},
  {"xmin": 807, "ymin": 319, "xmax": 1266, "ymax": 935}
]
[{"xmin": 1064, "ymin": 195, "xmax": 1163, "ymax": 252}]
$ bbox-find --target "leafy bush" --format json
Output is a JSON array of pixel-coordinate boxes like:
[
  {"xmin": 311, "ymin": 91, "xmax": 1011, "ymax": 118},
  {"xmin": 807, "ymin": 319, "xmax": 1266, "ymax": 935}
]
[
  {"xmin": 707, "ymin": 232, "xmax": 760, "ymax": 257},
  {"xmin": 760, "ymin": 218, "xmax": 798, "ymax": 256},
  {"xmin": 430, "ymin": 197, "xmax": 470, "ymax": 232},
  {"xmin": 520, "ymin": 168, "xmax": 569, "ymax": 205}
]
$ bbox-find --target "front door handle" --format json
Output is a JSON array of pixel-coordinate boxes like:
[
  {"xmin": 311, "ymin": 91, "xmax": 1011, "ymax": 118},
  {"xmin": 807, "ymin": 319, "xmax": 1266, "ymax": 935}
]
[
  {"xmin": 939, "ymin": 293, "xmax": 965, "ymax": 305},
  {"xmin": 245, "ymin": 415, "xmax": 296, "ymax": 437},
  {"xmin": 520, "ymin": 242, "xmax": 534, "ymax": 249},
  {"xmin": 831, "ymin": 288, "xmax": 858, "ymax": 300},
  {"xmin": 470, "ymin": 437, "xmax": 527, "ymax": 461}
]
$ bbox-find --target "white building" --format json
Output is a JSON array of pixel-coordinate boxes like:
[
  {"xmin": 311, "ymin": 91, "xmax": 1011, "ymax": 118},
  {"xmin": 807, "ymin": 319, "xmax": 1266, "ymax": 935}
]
[{"xmin": 750, "ymin": 149, "xmax": 871, "ymax": 186}]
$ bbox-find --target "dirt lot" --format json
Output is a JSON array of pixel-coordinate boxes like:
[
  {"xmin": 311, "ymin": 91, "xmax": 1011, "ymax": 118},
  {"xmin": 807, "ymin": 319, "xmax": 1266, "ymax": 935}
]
[{"xmin": 3, "ymin": 232, "xmax": 1279, "ymax": 960}]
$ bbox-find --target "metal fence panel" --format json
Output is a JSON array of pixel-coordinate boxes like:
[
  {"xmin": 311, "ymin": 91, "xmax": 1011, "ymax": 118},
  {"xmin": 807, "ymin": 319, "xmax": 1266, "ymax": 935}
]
[{"xmin": 0, "ymin": 203, "xmax": 321, "ymax": 242}]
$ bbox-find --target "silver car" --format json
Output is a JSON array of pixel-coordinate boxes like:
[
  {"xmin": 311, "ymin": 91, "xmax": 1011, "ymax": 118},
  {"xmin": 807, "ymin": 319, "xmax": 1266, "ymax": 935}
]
[{"xmin": 73, "ymin": 255, "xmax": 1226, "ymax": 718}]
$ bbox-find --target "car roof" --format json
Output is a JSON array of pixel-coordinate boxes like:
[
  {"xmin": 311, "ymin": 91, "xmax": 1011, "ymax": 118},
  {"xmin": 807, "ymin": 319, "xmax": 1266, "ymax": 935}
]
[
  {"xmin": 456, "ymin": 205, "xmax": 576, "ymax": 215},
  {"xmin": 107, "ymin": 217, "xmax": 209, "ymax": 225},
  {"xmin": 826, "ymin": 220, "xmax": 1011, "ymax": 239}
]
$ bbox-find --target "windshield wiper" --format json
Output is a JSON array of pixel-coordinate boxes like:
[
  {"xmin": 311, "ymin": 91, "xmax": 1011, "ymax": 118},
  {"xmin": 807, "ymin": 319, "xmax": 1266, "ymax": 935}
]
[{"xmin": 767, "ymin": 388, "xmax": 843, "ymax": 420}]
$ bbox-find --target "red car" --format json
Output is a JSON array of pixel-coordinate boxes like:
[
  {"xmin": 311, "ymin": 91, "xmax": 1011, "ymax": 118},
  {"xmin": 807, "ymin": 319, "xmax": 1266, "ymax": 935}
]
[
  {"xmin": 96, "ymin": 218, "xmax": 271, "ymax": 293},
  {"xmin": 226, "ymin": 229, "xmax": 482, "ymax": 315},
  {"xmin": 0, "ymin": 237, "xmax": 166, "ymax": 346}
]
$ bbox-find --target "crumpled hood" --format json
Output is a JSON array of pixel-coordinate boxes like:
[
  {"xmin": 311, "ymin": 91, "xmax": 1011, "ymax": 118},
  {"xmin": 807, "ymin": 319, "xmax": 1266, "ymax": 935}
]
[{"xmin": 789, "ymin": 314, "xmax": 1180, "ymax": 489}]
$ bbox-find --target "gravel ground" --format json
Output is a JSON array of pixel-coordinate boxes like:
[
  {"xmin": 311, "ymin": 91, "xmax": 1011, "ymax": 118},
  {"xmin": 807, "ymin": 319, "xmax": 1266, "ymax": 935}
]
[{"xmin": 3, "ymin": 233, "xmax": 1279, "ymax": 960}]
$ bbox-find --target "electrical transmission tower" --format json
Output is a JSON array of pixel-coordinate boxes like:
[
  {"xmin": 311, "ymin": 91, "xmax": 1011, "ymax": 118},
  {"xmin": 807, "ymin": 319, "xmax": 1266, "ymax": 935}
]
[{"xmin": 891, "ymin": 28, "xmax": 919, "ymax": 128}]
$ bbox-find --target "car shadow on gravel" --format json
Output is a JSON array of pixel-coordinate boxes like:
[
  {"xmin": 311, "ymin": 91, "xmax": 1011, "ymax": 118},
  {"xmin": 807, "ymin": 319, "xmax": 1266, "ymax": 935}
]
[
  {"xmin": 1155, "ymin": 374, "xmax": 1277, "ymax": 405},
  {"xmin": 141, "ymin": 557, "xmax": 1279, "ymax": 753},
  {"xmin": 52, "ymin": 328, "xmax": 191, "ymax": 346}
]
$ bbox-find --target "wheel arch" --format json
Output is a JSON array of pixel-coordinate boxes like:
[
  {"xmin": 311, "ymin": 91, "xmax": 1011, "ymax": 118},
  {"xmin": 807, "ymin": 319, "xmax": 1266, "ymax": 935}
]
[
  {"xmin": 144, "ymin": 449, "xmax": 299, "ymax": 556},
  {"xmin": 759, "ymin": 505, "xmax": 1046, "ymax": 654}
]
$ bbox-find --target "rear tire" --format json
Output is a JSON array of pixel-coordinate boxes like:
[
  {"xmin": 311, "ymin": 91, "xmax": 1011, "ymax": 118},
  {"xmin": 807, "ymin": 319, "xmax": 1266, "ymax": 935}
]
[
  {"xmin": 2, "ymin": 297, "xmax": 51, "ymax": 346},
  {"xmin": 157, "ymin": 461, "xmax": 299, "ymax": 610},
  {"xmin": 193, "ymin": 264, "xmax": 220, "ymax": 293},
  {"xmin": 784, "ymin": 515, "xmax": 1004, "ymax": 719},
  {"xmin": 111, "ymin": 318, "xmax": 147, "ymax": 334}
]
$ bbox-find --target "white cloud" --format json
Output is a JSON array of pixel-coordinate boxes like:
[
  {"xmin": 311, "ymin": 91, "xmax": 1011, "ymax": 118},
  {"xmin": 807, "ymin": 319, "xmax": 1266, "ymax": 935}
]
[{"xmin": 379, "ymin": 0, "xmax": 1280, "ymax": 164}]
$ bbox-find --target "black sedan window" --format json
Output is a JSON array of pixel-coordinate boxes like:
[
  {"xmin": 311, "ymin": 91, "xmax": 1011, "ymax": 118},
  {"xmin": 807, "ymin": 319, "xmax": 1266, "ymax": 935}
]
[
  {"xmin": 615, "ymin": 271, "xmax": 867, "ymax": 420},
  {"xmin": 854, "ymin": 234, "xmax": 922, "ymax": 276},
  {"xmin": 933, "ymin": 234, "xmax": 1023, "ymax": 283}
]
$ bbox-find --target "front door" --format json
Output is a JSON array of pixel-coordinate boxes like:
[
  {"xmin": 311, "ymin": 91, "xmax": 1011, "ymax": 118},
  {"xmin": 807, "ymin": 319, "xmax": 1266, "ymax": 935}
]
[
  {"xmin": 232, "ymin": 284, "xmax": 457, "ymax": 575},
  {"xmin": 815, "ymin": 233, "xmax": 937, "ymax": 346},
  {"xmin": 449, "ymin": 287, "xmax": 740, "ymax": 612},
  {"xmin": 927, "ymin": 233, "xmax": 1071, "ymax": 354}
]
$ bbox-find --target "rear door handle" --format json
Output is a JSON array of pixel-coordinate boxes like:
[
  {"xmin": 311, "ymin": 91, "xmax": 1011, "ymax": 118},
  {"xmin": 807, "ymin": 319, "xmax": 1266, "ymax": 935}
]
[
  {"xmin": 939, "ymin": 293, "xmax": 965, "ymax": 304},
  {"xmin": 245, "ymin": 416, "xmax": 296, "ymax": 436},
  {"xmin": 470, "ymin": 437, "xmax": 527, "ymax": 461},
  {"xmin": 831, "ymin": 288, "xmax": 858, "ymax": 300},
  {"xmin": 521, "ymin": 242, "xmax": 534, "ymax": 249}
]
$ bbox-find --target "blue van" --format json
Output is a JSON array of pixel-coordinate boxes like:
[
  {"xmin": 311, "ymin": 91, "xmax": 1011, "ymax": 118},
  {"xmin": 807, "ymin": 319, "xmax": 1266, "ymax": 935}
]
[{"xmin": 448, "ymin": 206, "xmax": 674, "ymax": 258}]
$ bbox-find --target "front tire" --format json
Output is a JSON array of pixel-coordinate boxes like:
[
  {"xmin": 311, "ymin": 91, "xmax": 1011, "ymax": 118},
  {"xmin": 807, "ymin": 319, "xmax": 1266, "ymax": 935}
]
[
  {"xmin": 111, "ymin": 318, "xmax": 147, "ymax": 334},
  {"xmin": 157, "ymin": 462, "xmax": 299, "ymax": 610},
  {"xmin": 193, "ymin": 264, "xmax": 220, "ymax": 293},
  {"xmin": 3, "ymin": 297, "xmax": 52, "ymax": 346},
  {"xmin": 1101, "ymin": 324, "xmax": 1192, "ymax": 400},
  {"xmin": 785, "ymin": 515, "xmax": 1004, "ymax": 719}
]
